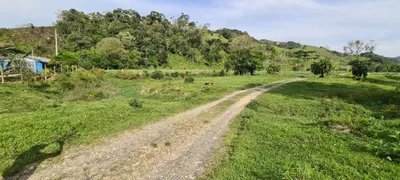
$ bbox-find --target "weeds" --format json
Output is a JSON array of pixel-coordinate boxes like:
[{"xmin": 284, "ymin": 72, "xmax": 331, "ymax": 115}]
[
  {"xmin": 151, "ymin": 143, "xmax": 158, "ymax": 148},
  {"xmin": 184, "ymin": 77, "xmax": 194, "ymax": 84},
  {"xmin": 129, "ymin": 99, "xmax": 142, "ymax": 108}
]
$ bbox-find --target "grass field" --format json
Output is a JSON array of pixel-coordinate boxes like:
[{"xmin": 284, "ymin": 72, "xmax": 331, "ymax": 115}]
[
  {"xmin": 207, "ymin": 73, "xmax": 400, "ymax": 179},
  {"xmin": 0, "ymin": 73, "xmax": 291, "ymax": 176}
]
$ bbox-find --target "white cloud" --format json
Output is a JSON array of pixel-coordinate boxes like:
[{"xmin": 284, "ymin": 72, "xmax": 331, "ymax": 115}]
[{"xmin": 0, "ymin": 0, "xmax": 399, "ymax": 56}]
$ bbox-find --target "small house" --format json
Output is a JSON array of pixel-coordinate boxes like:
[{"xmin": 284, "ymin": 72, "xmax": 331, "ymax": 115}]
[{"xmin": 0, "ymin": 56, "xmax": 50, "ymax": 73}]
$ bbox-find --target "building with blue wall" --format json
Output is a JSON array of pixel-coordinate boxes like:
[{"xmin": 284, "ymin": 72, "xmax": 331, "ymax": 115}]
[{"xmin": 0, "ymin": 56, "xmax": 50, "ymax": 73}]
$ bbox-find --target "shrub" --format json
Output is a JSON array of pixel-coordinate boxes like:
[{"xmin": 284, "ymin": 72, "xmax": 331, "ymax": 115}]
[
  {"xmin": 51, "ymin": 70, "xmax": 113, "ymax": 102},
  {"xmin": 115, "ymin": 71, "xmax": 138, "ymax": 80},
  {"xmin": 292, "ymin": 66, "xmax": 301, "ymax": 71},
  {"xmin": 184, "ymin": 76, "xmax": 195, "ymax": 84},
  {"xmin": 395, "ymin": 84, "xmax": 400, "ymax": 95},
  {"xmin": 151, "ymin": 71, "xmax": 164, "ymax": 80},
  {"xmin": 267, "ymin": 63, "xmax": 281, "ymax": 75},
  {"xmin": 129, "ymin": 99, "xmax": 142, "ymax": 108},
  {"xmin": 143, "ymin": 70, "xmax": 150, "ymax": 78},
  {"xmin": 91, "ymin": 68, "xmax": 106, "ymax": 80},
  {"xmin": 368, "ymin": 132, "xmax": 400, "ymax": 161},
  {"xmin": 55, "ymin": 74, "xmax": 75, "ymax": 91},
  {"xmin": 171, "ymin": 71, "xmax": 180, "ymax": 78},
  {"xmin": 180, "ymin": 71, "xmax": 188, "ymax": 78}
]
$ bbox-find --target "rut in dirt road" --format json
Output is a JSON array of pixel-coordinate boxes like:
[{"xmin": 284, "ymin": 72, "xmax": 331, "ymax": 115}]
[{"xmin": 8, "ymin": 78, "xmax": 305, "ymax": 180}]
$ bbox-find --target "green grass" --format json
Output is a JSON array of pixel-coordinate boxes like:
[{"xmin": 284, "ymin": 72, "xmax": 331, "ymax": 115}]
[
  {"xmin": 207, "ymin": 73, "xmax": 400, "ymax": 179},
  {"xmin": 0, "ymin": 73, "xmax": 290, "ymax": 176}
]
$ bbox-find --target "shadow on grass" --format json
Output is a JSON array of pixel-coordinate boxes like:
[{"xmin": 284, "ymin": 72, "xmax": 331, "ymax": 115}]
[
  {"xmin": 385, "ymin": 75, "xmax": 400, "ymax": 81},
  {"xmin": 366, "ymin": 77, "xmax": 399, "ymax": 87},
  {"xmin": 2, "ymin": 140, "xmax": 65, "ymax": 180},
  {"xmin": 270, "ymin": 81, "xmax": 400, "ymax": 119}
]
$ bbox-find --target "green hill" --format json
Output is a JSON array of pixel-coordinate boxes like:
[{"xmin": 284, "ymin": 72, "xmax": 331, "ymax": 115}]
[
  {"xmin": 0, "ymin": 27, "xmax": 55, "ymax": 56},
  {"xmin": 0, "ymin": 8, "xmax": 398, "ymax": 72}
]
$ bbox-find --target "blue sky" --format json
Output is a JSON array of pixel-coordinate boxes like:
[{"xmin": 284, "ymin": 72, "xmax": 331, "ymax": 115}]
[{"xmin": 0, "ymin": 0, "xmax": 399, "ymax": 57}]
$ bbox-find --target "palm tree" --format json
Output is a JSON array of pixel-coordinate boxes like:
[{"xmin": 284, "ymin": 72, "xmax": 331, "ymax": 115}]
[
  {"xmin": 10, "ymin": 54, "xmax": 27, "ymax": 82},
  {"xmin": 0, "ymin": 47, "xmax": 26, "ymax": 83}
]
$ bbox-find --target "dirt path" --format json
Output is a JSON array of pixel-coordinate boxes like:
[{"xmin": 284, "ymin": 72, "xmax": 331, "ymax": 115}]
[{"xmin": 9, "ymin": 78, "xmax": 304, "ymax": 180}]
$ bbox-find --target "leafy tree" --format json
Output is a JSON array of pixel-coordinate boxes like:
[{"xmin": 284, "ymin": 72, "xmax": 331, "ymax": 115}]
[
  {"xmin": 311, "ymin": 59, "xmax": 333, "ymax": 78},
  {"xmin": 267, "ymin": 63, "xmax": 281, "ymax": 75},
  {"xmin": 278, "ymin": 41, "xmax": 302, "ymax": 49},
  {"xmin": 55, "ymin": 52, "xmax": 79, "ymax": 67},
  {"xmin": 229, "ymin": 34, "xmax": 256, "ymax": 51},
  {"xmin": 269, "ymin": 47, "xmax": 285, "ymax": 74},
  {"xmin": 229, "ymin": 49, "xmax": 265, "ymax": 75},
  {"xmin": 95, "ymin": 37, "xmax": 131, "ymax": 69},
  {"xmin": 349, "ymin": 59, "xmax": 369, "ymax": 79}
]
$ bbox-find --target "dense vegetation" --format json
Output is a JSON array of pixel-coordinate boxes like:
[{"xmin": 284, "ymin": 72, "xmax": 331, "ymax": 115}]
[{"xmin": 1, "ymin": 8, "xmax": 399, "ymax": 74}]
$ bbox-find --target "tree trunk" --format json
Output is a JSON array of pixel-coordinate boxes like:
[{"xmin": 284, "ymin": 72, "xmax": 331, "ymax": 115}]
[{"xmin": 320, "ymin": 73, "xmax": 324, "ymax": 78}]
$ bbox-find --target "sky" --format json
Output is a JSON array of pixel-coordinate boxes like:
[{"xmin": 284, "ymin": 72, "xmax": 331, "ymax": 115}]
[{"xmin": 0, "ymin": 0, "xmax": 399, "ymax": 57}]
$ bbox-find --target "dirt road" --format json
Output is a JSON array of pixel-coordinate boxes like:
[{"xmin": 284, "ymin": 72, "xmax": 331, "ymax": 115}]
[{"xmin": 9, "ymin": 78, "xmax": 304, "ymax": 180}]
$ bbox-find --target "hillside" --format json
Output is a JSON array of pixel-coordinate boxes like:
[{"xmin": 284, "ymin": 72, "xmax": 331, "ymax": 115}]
[
  {"xmin": 0, "ymin": 8, "xmax": 398, "ymax": 72},
  {"xmin": 0, "ymin": 27, "xmax": 55, "ymax": 56}
]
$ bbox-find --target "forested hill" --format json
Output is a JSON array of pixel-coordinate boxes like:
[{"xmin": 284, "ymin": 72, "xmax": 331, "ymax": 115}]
[
  {"xmin": 0, "ymin": 8, "xmax": 399, "ymax": 71},
  {"xmin": 1, "ymin": 9, "xmax": 258, "ymax": 70}
]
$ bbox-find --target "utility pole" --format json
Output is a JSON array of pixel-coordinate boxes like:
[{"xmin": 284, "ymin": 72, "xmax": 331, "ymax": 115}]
[{"xmin": 55, "ymin": 28, "xmax": 58, "ymax": 56}]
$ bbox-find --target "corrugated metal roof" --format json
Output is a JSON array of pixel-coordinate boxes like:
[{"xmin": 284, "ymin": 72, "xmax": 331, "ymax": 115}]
[{"xmin": 27, "ymin": 56, "xmax": 50, "ymax": 63}]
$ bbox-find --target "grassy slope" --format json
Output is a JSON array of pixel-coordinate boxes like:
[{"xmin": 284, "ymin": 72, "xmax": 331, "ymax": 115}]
[
  {"xmin": 208, "ymin": 74, "xmax": 400, "ymax": 179},
  {"xmin": 0, "ymin": 74, "xmax": 291, "ymax": 176},
  {"xmin": 0, "ymin": 27, "xmax": 55, "ymax": 56},
  {"xmin": 279, "ymin": 45, "xmax": 348, "ymax": 71}
]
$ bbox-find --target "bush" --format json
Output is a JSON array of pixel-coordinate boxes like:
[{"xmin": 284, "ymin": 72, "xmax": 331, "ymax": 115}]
[
  {"xmin": 219, "ymin": 70, "xmax": 226, "ymax": 77},
  {"xmin": 171, "ymin": 71, "xmax": 180, "ymax": 78},
  {"xmin": 292, "ymin": 66, "xmax": 301, "ymax": 71},
  {"xmin": 184, "ymin": 76, "xmax": 195, "ymax": 84},
  {"xmin": 151, "ymin": 71, "xmax": 164, "ymax": 80},
  {"xmin": 395, "ymin": 84, "xmax": 400, "ymax": 95},
  {"xmin": 368, "ymin": 132, "xmax": 400, "ymax": 161},
  {"xmin": 129, "ymin": 99, "xmax": 142, "ymax": 108},
  {"xmin": 91, "ymin": 68, "xmax": 106, "ymax": 80},
  {"xmin": 267, "ymin": 63, "xmax": 281, "ymax": 75},
  {"xmin": 115, "ymin": 71, "xmax": 138, "ymax": 80},
  {"xmin": 143, "ymin": 70, "xmax": 150, "ymax": 77},
  {"xmin": 50, "ymin": 70, "xmax": 113, "ymax": 101},
  {"xmin": 180, "ymin": 71, "xmax": 189, "ymax": 78}
]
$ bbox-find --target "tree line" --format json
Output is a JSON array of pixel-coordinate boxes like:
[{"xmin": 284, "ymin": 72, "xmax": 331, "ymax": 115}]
[{"xmin": 1, "ymin": 8, "xmax": 400, "ymax": 78}]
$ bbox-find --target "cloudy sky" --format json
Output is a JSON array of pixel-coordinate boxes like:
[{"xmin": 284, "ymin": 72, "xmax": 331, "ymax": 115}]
[{"xmin": 0, "ymin": 0, "xmax": 399, "ymax": 57}]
